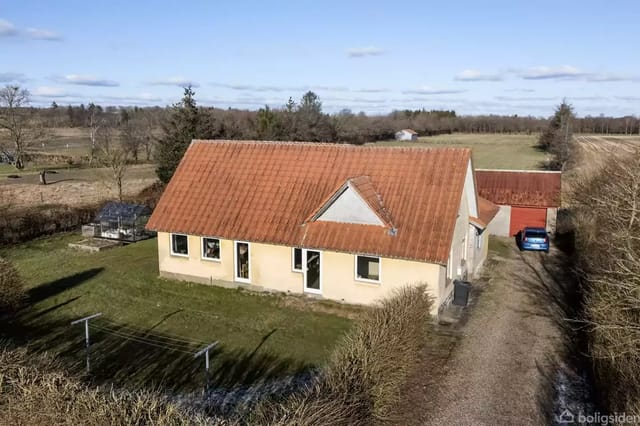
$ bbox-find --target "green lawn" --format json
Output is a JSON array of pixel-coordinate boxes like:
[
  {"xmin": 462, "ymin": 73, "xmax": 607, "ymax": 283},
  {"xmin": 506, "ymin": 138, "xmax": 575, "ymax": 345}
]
[
  {"xmin": 1, "ymin": 234, "xmax": 353, "ymax": 390},
  {"xmin": 370, "ymin": 133, "xmax": 547, "ymax": 170}
]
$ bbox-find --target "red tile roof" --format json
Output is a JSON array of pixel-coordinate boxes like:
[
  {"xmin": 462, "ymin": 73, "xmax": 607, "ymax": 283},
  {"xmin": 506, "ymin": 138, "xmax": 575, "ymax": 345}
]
[
  {"xmin": 475, "ymin": 170, "xmax": 561, "ymax": 208},
  {"xmin": 147, "ymin": 141, "xmax": 472, "ymax": 264},
  {"xmin": 470, "ymin": 196, "xmax": 500, "ymax": 229}
]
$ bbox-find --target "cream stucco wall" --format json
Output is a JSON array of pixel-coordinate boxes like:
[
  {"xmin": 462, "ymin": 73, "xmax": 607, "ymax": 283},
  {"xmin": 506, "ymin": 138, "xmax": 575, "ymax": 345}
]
[{"xmin": 156, "ymin": 232, "xmax": 445, "ymax": 315}]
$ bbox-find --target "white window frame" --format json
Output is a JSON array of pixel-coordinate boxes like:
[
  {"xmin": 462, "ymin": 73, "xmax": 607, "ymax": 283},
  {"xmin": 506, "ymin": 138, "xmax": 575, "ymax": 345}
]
[
  {"xmin": 303, "ymin": 249, "xmax": 323, "ymax": 294},
  {"xmin": 447, "ymin": 248, "xmax": 453, "ymax": 280},
  {"xmin": 354, "ymin": 255, "xmax": 382, "ymax": 284},
  {"xmin": 476, "ymin": 231, "xmax": 482, "ymax": 249},
  {"xmin": 233, "ymin": 241, "xmax": 251, "ymax": 284},
  {"xmin": 201, "ymin": 237, "xmax": 221, "ymax": 262},
  {"xmin": 170, "ymin": 233, "xmax": 189, "ymax": 258},
  {"xmin": 292, "ymin": 247, "xmax": 303, "ymax": 272}
]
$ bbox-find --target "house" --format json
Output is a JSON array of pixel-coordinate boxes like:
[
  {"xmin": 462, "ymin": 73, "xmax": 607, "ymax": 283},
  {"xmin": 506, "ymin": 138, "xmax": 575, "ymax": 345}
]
[
  {"xmin": 395, "ymin": 129, "xmax": 418, "ymax": 141},
  {"xmin": 475, "ymin": 169, "xmax": 562, "ymax": 237},
  {"xmin": 146, "ymin": 141, "xmax": 498, "ymax": 315}
]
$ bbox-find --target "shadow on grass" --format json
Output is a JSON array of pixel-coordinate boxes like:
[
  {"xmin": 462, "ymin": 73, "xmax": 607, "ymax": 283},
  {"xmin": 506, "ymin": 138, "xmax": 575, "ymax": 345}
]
[
  {"xmin": 27, "ymin": 268, "xmax": 104, "ymax": 305},
  {"xmin": 2, "ymin": 269, "xmax": 312, "ymax": 395}
]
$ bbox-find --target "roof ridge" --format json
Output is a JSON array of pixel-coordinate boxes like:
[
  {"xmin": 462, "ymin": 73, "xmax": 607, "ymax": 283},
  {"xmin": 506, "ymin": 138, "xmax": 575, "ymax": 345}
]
[{"xmin": 191, "ymin": 139, "xmax": 472, "ymax": 154}]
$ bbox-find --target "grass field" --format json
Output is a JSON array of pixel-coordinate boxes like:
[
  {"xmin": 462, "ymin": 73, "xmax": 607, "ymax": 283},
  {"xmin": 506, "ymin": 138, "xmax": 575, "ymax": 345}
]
[
  {"xmin": 370, "ymin": 133, "xmax": 547, "ymax": 170},
  {"xmin": 1, "ymin": 235, "xmax": 353, "ymax": 391}
]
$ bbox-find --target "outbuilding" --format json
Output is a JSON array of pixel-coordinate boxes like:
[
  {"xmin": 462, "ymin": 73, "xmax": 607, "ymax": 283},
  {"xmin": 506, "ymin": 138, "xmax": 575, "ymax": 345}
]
[
  {"xmin": 475, "ymin": 169, "xmax": 561, "ymax": 237},
  {"xmin": 394, "ymin": 129, "xmax": 418, "ymax": 141}
]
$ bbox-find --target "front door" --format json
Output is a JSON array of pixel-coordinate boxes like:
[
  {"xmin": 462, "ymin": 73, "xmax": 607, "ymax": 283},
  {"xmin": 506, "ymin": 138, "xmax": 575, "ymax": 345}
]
[
  {"xmin": 304, "ymin": 250, "xmax": 321, "ymax": 294},
  {"xmin": 234, "ymin": 241, "xmax": 250, "ymax": 283}
]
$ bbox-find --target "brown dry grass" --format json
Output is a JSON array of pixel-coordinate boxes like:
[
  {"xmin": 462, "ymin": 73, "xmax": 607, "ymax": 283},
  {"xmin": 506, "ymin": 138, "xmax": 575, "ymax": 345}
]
[
  {"xmin": 0, "ymin": 172, "xmax": 157, "ymax": 212},
  {"xmin": 0, "ymin": 346, "xmax": 226, "ymax": 425}
]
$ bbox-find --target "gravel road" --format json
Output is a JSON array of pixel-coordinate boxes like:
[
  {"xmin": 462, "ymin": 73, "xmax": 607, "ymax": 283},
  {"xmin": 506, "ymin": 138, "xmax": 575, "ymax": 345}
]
[{"xmin": 399, "ymin": 240, "xmax": 565, "ymax": 425}]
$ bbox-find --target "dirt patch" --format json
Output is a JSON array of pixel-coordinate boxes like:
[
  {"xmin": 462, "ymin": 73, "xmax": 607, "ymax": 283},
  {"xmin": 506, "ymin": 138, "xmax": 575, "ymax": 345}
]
[{"xmin": 396, "ymin": 240, "xmax": 567, "ymax": 425}]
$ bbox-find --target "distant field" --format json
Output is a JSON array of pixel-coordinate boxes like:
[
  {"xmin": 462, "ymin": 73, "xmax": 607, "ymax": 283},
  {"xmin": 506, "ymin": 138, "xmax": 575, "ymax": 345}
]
[{"xmin": 370, "ymin": 133, "xmax": 547, "ymax": 170}]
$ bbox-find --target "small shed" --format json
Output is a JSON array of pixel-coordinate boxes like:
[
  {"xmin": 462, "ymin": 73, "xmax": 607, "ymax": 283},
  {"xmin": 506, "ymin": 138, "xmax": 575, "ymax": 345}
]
[
  {"xmin": 94, "ymin": 202, "xmax": 153, "ymax": 242},
  {"xmin": 395, "ymin": 129, "xmax": 418, "ymax": 141}
]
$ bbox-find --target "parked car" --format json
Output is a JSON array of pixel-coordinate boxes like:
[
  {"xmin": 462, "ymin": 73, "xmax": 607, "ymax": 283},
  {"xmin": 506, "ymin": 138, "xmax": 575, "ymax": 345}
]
[{"xmin": 517, "ymin": 227, "xmax": 550, "ymax": 253}]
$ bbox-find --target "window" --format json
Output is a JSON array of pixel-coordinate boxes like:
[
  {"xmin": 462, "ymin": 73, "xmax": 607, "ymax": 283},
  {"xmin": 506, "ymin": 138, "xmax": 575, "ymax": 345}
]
[
  {"xmin": 234, "ymin": 241, "xmax": 250, "ymax": 283},
  {"xmin": 355, "ymin": 255, "xmax": 381, "ymax": 283},
  {"xmin": 292, "ymin": 248, "xmax": 303, "ymax": 272},
  {"xmin": 202, "ymin": 237, "xmax": 221, "ymax": 261},
  {"xmin": 170, "ymin": 234, "xmax": 188, "ymax": 256}
]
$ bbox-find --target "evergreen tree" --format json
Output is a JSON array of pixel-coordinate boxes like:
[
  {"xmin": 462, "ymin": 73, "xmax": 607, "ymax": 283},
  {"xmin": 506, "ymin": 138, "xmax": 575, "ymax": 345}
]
[
  {"xmin": 538, "ymin": 100, "xmax": 575, "ymax": 170},
  {"xmin": 155, "ymin": 86, "xmax": 201, "ymax": 183}
]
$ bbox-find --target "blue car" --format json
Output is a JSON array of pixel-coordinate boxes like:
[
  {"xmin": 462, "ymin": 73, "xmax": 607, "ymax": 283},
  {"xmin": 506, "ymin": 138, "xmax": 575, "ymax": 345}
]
[{"xmin": 517, "ymin": 227, "xmax": 550, "ymax": 253}]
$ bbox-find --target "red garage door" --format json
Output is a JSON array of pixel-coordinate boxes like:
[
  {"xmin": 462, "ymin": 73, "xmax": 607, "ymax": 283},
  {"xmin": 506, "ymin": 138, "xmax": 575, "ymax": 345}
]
[{"xmin": 509, "ymin": 207, "xmax": 547, "ymax": 236}]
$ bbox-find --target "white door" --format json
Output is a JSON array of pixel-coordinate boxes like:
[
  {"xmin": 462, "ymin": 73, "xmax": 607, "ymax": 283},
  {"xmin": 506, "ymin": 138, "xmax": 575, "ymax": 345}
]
[{"xmin": 303, "ymin": 250, "xmax": 322, "ymax": 294}]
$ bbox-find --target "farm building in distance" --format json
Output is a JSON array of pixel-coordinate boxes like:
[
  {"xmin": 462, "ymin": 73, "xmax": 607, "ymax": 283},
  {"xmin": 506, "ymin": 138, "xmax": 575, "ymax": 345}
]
[
  {"xmin": 146, "ymin": 141, "xmax": 498, "ymax": 315},
  {"xmin": 395, "ymin": 129, "xmax": 418, "ymax": 141},
  {"xmin": 475, "ymin": 169, "xmax": 562, "ymax": 237}
]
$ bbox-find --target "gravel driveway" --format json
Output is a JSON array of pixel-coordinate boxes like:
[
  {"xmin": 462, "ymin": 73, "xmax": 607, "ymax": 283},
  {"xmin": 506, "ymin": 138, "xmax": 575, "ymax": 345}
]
[{"xmin": 398, "ymin": 239, "xmax": 565, "ymax": 425}]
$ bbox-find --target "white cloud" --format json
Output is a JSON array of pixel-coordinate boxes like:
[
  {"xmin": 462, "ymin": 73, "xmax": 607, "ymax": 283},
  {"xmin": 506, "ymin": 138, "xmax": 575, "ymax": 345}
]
[
  {"xmin": 518, "ymin": 65, "xmax": 587, "ymax": 80},
  {"xmin": 25, "ymin": 27, "xmax": 61, "ymax": 41},
  {"xmin": 0, "ymin": 72, "xmax": 27, "ymax": 82},
  {"xmin": 455, "ymin": 69, "xmax": 503, "ymax": 82},
  {"xmin": 150, "ymin": 77, "xmax": 199, "ymax": 88},
  {"xmin": 98, "ymin": 93, "xmax": 164, "ymax": 104},
  {"xmin": 495, "ymin": 96, "xmax": 557, "ymax": 102},
  {"xmin": 0, "ymin": 19, "xmax": 18, "ymax": 37},
  {"xmin": 56, "ymin": 74, "xmax": 119, "ymax": 87},
  {"xmin": 354, "ymin": 88, "xmax": 390, "ymax": 93},
  {"xmin": 585, "ymin": 73, "xmax": 640, "ymax": 82},
  {"xmin": 32, "ymin": 86, "xmax": 67, "ymax": 97},
  {"xmin": 616, "ymin": 96, "xmax": 640, "ymax": 101},
  {"xmin": 346, "ymin": 46, "xmax": 385, "ymax": 58},
  {"xmin": 402, "ymin": 86, "xmax": 466, "ymax": 95}
]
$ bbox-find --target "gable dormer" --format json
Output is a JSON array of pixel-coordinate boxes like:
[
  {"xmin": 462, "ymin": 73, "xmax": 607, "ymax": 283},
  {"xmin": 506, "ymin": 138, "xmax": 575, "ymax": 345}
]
[{"xmin": 307, "ymin": 176, "xmax": 394, "ymax": 228}]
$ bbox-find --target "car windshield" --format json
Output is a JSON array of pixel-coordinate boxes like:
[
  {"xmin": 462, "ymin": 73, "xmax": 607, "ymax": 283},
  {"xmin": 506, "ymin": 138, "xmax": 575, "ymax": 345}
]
[{"xmin": 525, "ymin": 230, "xmax": 547, "ymax": 238}]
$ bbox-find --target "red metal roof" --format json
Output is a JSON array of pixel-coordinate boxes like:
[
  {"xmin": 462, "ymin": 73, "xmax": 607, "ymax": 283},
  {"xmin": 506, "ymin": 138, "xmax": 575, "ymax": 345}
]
[
  {"xmin": 470, "ymin": 196, "xmax": 500, "ymax": 229},
  {"xmin": 475, "ymin": 170, "xmax": 561, "ymax": 208},
  {"xmin": 147, "ymin": 141, "xmax": 472, "ymax": 264}
]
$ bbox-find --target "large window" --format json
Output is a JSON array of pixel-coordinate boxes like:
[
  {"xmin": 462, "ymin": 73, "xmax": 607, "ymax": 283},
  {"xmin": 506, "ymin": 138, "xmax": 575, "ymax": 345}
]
[
  {"xmin": 234, "ymin": 241, "xmax": 250, "ymax": 283},
  {"xmin": 292, "ymin": 247, "xmax": 303, "ymax": 272},
  {"xmin": 355, "ymin": 255, "xmax": 381, "ymax": 283},
  {"xmin": 170, "ymin": 234, "xmax": 188, "ymax": 256},
  {"xmin": 202, "ymin": 237, "xmax": 221, "ymax": 261}
]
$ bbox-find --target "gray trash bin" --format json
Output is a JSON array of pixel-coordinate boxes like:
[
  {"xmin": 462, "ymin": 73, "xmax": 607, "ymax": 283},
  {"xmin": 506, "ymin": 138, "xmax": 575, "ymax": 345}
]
[{"xmin": 452, "ymin": 279, "xmax": 471, "ymax": 306}]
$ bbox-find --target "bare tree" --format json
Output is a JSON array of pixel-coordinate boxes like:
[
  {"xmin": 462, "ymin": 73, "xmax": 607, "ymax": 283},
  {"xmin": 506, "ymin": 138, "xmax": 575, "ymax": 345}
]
[
  {"xmin": 97, "ymin": 121, "xmax": 129, "ymax": 202},
  {"xmin": 0, "ymin": 85, "xmax": 46, "ymax": 169},
  {"xmin": 121, "ymin": 117, "xmax": 144, "ymax": 163},
  {"xmin": 87, "ymin": 103, "xmax": 103, "ymax": 165}
]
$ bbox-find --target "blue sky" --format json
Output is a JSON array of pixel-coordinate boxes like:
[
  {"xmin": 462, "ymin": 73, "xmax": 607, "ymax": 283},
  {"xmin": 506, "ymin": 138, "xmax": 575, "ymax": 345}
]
[{"xmin": 1, "ymin": 0, "xmax": 638, "ymax": 116}]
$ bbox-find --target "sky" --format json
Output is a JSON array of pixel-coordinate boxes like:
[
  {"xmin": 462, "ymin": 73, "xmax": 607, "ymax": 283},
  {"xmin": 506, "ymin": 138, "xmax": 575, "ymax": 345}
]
[{"xmin": 1, "ymin": 0, "xmax": 639, "ymax": 116}]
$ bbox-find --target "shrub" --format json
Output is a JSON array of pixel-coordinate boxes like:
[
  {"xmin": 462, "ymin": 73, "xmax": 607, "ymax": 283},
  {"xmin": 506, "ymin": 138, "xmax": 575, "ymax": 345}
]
[
  {"xmin": 570, "ymin": 154, "xmax": 640, "ymax": 415},
  {"xmin": 0, "ymin": 345, "xmax": 226, "ymax": 425},
  {"xmin": 0, "ymin": 257, "xmax": 25, "ymax": 315},
  {"xmin": 253, "ymin": 285, "xmax": 431, "ymax": 425}
]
